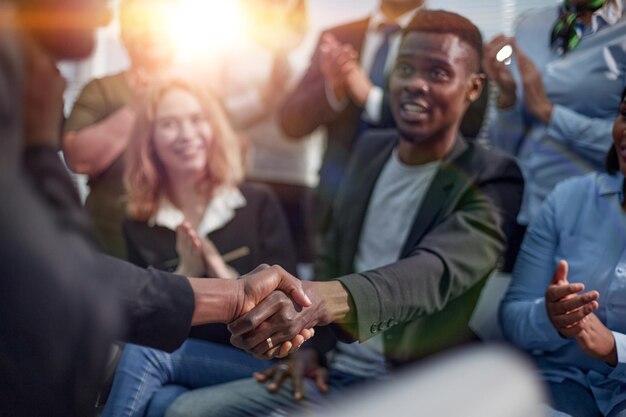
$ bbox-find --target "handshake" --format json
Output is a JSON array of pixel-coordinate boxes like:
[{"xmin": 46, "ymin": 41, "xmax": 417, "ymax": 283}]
[{"xmin": 188, "ymin": 264, "xmax": 350, "ymax": 359}]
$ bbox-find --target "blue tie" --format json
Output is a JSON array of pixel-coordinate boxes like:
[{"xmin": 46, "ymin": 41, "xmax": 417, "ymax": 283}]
[
  {"xmin": 356, "ymin": 22, "xmax": 401, "ymax": 138},
  {"xmin": 369, "ymin": 22, "xmax": 401, "ymax": 88}
]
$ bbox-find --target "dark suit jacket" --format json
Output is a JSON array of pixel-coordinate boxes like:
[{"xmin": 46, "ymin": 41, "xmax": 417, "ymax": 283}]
[
  {"xmin": 280, "ymin": 18, "xmax": 489, "ymax": 233},
  {"xmin": 317, "ymin": 129, "xmax": 523, "ymax": 366}
]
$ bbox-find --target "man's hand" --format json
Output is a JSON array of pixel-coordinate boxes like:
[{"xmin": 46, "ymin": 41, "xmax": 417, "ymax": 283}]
[
  {"xmin": 229, "ymin": 281, "xmax": 350, "ymax": 359},
  {"xmin": 483, "ymin": 35, "xmax": 517, "ymax": 109},
  {"xmin": 235, "ymin": 265, "xmax": 312, "ymax": 319},
  {"xmin": 545, "ymin": 260, "xmax": 599, "ymax": 337},
  {"xmin": 344, "ymin": 61, "xmax": 373, "ymax": 108},
  {"xmin": 515, "ymin": 44, "xmax": 553, "ymax": 123},
  {"xmin": 188, "ymin": 264, "xmax": 311, "ymax": 327},
  {"xmin": 254, "ymin": 348, "xmax": 329, "ymax": 401},
  {"xmin": 22, "ymin": 34, "xmax": 66, "ymax": 149},
  {"xmin": 319, "ymin": 33, "xmax": 358, "ymax": 103},
  {"xmin": 575, "ymin": 313, "xmax": 617, "ymax": 366}
]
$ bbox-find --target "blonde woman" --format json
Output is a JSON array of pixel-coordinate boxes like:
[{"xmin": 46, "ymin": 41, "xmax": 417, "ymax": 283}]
[{"xmin": 102, "ymin": 79, "xmax": 298, "ymax": 417}]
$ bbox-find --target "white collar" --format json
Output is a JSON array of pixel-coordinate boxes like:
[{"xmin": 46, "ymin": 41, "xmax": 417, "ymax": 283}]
[
  {"xmin": 368, "ymin": 5, "xmax": 422, "ymax": 32},
  {"xmin": 150, "ymin": 187, "xmax": 246, "ymax": 236}
]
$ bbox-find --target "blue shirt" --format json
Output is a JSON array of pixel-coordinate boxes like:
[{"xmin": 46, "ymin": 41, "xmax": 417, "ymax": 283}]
[
  {"xmin": 500, "ymin": 172, "xmax": 626, "ymax": 416},
  {"xmin": 488, "ymin": 5, "xmax": 626, "ymax": 225}
]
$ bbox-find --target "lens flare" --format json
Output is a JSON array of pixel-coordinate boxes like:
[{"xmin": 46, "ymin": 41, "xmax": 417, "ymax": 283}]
[{"xmin": 169, "ymin": 0, "xmax": 245, "ymax": 60}]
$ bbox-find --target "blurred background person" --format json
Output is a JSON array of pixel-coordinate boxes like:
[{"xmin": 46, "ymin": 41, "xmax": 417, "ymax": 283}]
[
  {"xmin": 210, "ymin": 0, "xmax": 323, "ymax": 274},
  {"xmin": 500, "ymin": 89, "xmax": 626, "ymax": 417},
  {"xmin": 101, "ymin": 79, "xmax": 297, "ymax": 417},
  {"xmin": 484, "ymin": 0, "xmax": 626, "ymax": 268},
  {"xmin": 62, "ymin": 0, "xmax": 178, "ymax": 259}
]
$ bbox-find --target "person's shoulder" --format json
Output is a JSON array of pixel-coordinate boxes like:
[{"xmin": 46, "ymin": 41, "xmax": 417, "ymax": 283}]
[
  {"xmin": 238, "ymin": 182, "xmax": 279, "ymax": 208},
  {"xmin": 323, "ymin": 17, "xmax": 370, "ymax": 38},
  {"xmin": 352, "ymin": 128, "xmax": 398, "ymax": 159},
  {"xmin": 122, "ymin": 217, "xmax": 152, "ymax": 237},
  {"xmin": 463, "ymin": 141, "xmax": 522, "ymax": 178},
  {"xmin": 81, "ymin": 71, "xmax": 127, "ymax": 91},
  {"xmin": 552, "ymin": 171, "xmax": 611, "ymax": 200},
  {"xmin": 515, "ymin": 5, "xmax": 559, "ymax": 32}
]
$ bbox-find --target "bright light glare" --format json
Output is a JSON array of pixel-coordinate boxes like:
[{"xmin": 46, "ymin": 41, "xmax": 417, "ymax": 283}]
[
  {"xmin": 496, "ymin": 45, "xmax": 513, "ymax": 65},
  {"xmin": 169, "ymin": 0, "xmax": 245, "ymax": 60}
]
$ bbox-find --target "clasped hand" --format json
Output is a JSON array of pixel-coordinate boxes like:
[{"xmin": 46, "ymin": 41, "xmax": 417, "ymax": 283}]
[{"xmin": 228, "ymin": 280, "xmax": 335, "ymax": 360}]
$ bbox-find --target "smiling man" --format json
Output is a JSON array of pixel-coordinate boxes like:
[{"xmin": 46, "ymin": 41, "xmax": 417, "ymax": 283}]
[{"xmin": 165, "ymin": 10, "xmax": 524, "ymax": 417}]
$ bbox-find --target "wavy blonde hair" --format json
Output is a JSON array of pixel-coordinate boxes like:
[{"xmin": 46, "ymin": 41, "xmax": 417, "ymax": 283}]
[{"xmin": 125, "ymin": 79, "xmax": 244, "ymax": 221}]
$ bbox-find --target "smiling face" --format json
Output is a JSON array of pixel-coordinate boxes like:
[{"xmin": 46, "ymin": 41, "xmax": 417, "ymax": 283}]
[
  {"xmin": 612, "ymin": 94, "xmax": 626, "ymax": 177},
  {"xmin": 153, "ymin": 88, "xmax": 212, "ymax": 179},
  {"xmin": 389, "ymin": 31, "xmax": 483, "ymax": 148}
]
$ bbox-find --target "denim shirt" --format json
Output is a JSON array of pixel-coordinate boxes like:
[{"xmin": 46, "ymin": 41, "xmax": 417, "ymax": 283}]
[
  {"xmin": 488, "ymin": 5, "xmax": 626, "ymax": 225},
  {"xmin": 500, "ymin": 172, "xmax": 626, "ymax": 416}
]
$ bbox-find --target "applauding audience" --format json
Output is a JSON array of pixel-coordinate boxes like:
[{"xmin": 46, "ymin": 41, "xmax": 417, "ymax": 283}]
[{"xmin": 500, "ymin": 89, "xmax": 626, "ymax": 417}]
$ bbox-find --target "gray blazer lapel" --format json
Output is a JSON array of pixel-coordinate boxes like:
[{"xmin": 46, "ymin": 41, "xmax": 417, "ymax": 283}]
[{"xmin": 400, "ymin": 137, "xmax": 470, "ymax": 256}]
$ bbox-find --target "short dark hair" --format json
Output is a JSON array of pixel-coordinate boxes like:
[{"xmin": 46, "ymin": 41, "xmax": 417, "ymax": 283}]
[
  {"xmin": 403, "ymin": 9, "xmax": 483, "ymax": 72},
  {"xmin": 606, "ymin": 87, "xmax": 626, "ymax": 175}
]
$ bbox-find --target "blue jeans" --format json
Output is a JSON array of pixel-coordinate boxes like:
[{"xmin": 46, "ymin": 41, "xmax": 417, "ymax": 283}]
[
  {"xmin": 165, "ymin": 368, "xmax": 366, "ymax": 417},
  {"xmin": 101, "ymin": 339, "xmax": 272, "ymax": 417}
]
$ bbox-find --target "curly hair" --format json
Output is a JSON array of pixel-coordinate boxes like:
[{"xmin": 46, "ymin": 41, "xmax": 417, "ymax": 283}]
[{"xmin": 125, "ymin": 79, "xmax": 244, "ymax": 221}]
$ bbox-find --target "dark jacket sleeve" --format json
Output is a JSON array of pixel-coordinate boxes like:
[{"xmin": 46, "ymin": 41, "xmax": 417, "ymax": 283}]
[
  {"xmin": 22, "ymin": 147, "xmax": 195, "ymax": 352},
  {"xmin": 336, "ymin": 151, "xmax": 524, "ymax": 342}
]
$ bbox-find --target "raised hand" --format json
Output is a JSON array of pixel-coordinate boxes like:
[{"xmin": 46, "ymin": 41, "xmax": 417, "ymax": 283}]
[
  {"xmin": 175, "ymin": 222, "xmax": 206, "ymax": 277},
  {"xmin": 575, "ymin": 312, "xmax": 617, "ymax": 366},
  {"xmin": 254, "ymin": 348, "xmax": 329, "ymax": 401},
  {"xmin": 319, "ymin": 33, "xmax": 358, "ymax": 103},
  {"xmin": 344, "ymin": 60, "xmax": 373, "ymax": 108},
  {"xmin": 515, "ymin": 44, "xmax": 553, "ymax": 123},
  {"xmin": 483, "ymin": 35, "xmax": 517, "ymax": 109},
  {"xmin": 545, "ymin": 260, "xmax": 599, "ymax": 337}
]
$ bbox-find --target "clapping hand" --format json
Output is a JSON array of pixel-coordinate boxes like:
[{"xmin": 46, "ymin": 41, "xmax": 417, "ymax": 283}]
[
  {"xmin": 319, "ymin": 33, "xmax": 359, "ymax": 103},
  {"xmin": 545, "ymin": 260, "xmax": 599, "ymax": 337},
  {"xmin": 175, "ymin": 222, "xmax": 206, "ymax": 277},
  {"xmin": 544, "ymin": 261, "xmax": 617, "ymax": 365},
  {"xmin": 483, "ymin": 35, "xmax": 517, "ymax": 109},
  {"xmin": 515, "ymin": 45, "xmax": 553, "ymax": 123},
  {"xmin": 574, "ymin": 312, "xmax": 617, "ymax": 366}
]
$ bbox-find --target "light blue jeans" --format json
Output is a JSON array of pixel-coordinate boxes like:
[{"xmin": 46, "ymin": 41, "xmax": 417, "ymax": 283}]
[
  {"xmin": 101, "ymin": 339, "xmax": 272, "ymax": 417},
  {"xmin": 165, "ymin": 368, "xmax": 366, "ymax": 417}
]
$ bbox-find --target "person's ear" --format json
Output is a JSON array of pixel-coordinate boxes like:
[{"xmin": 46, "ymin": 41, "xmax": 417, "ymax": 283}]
[{"xmin": 466, "ymin": 73, "xmax": 485, "ymax": 103}]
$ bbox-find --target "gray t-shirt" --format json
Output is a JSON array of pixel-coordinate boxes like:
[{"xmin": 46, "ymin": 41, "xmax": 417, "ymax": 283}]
[{"xmin": 331, "ymin": 148, "xmax": 440, "ymax": 378}]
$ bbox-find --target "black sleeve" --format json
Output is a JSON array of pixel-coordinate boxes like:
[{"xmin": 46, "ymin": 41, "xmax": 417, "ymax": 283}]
[{"xmin": 22, "ymin": 146, "xmax": 196, "ymax": 352}]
